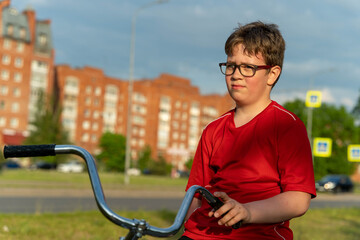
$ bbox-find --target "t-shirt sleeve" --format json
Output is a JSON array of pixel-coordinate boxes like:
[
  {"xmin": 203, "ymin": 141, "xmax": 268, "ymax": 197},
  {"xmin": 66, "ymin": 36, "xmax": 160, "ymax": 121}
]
[{"xmin": 277, "ymin": 120, "xmax": 317, "ymax": 198}]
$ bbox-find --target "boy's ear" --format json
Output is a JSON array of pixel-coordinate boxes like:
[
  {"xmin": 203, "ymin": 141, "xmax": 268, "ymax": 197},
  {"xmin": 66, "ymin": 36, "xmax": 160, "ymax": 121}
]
[{"xmin": 267, "ymin": 66, "xmax": 281, "ymax": 86}]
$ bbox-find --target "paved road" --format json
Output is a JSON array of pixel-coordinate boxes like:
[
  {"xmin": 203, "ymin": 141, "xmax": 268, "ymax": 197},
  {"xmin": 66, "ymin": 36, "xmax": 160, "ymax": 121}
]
[
  {"xmin": 0, "ymin": 196, "xmax": 184, "ymax": 213},
  {"xmin": 1, "ymin": 192, "xmax": 360, "ymax": 213}
]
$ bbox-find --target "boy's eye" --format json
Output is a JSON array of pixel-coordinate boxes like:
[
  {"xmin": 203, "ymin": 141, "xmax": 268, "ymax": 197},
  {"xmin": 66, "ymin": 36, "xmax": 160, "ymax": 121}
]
[
  {"xmin": 242, "ymin": 64, "xmax": 255, "ymax": 70},
  {"xmin": 226, "ymin": 64, "xmax": 235, "ymax": 69}
]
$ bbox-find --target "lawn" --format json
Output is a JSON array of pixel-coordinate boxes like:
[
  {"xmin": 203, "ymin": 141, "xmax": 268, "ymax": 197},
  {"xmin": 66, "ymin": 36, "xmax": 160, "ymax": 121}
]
[{"xmin": 1, "ymin": 208, "xmax": 360, "ymax": 239}]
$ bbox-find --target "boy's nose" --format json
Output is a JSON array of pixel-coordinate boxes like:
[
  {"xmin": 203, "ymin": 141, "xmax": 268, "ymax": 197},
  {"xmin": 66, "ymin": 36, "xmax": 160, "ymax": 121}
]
[{"xmin": 232, "ymin": 67, "xmax": 244, "ymax": 79}]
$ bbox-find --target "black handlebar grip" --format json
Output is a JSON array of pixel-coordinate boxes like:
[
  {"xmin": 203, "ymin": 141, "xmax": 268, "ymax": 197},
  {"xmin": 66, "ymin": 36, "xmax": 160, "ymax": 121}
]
[
  {"xmin": 199, "ymin": 188, "xmax": 242, "ymax": 229},
  {"xmin": 3, "ymin": 144, "xmax": 56, "ymax": 159}
]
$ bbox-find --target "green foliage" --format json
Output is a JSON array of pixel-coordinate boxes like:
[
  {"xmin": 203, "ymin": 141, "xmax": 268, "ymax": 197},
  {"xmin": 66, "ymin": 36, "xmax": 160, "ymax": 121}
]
[
  {"xmin": 97, "ymin": 132, "xmax": 126, "ymax": 172},
  {"xmin": 185, "ymin": 157, "xmax": 193, "ymax": 171},
  {"xmin": 147, "ymin": 155, "xmax": 172, "ymax": 176},
  {"xmin": 136, "ymin": 146, "xmax": 172, "ymax": 176},
  {"xmin": 137, "ymin": 145, "xmax": 153, "ymax": 171},
  {"xmin": 284, "ymin": 99, "xmax": 359, "ymax": 179},
  {"xmin": 24, "ymin": 90, "xmax": 71, "ymax": 164}
]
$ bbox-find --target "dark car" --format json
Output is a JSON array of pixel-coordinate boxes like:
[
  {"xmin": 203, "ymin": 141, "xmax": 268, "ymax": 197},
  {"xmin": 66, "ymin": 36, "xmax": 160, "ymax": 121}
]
[
  {"xmin": 31, "ymin": 161, "xmax": 57, "ymax": 170},
  {"xmin": 316, "ymin": 174, "xmax": 354, "ymax": 193},
  {"xmin": 2, "ymin": 160, "xmax": 21, "ymax": 169}
]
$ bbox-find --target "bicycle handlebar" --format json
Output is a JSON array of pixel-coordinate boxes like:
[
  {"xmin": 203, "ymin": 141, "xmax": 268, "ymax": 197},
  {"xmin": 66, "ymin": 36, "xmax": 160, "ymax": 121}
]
[{"xmin": 3, "ymin": 144, "xmax": 229, "ymax": 239}]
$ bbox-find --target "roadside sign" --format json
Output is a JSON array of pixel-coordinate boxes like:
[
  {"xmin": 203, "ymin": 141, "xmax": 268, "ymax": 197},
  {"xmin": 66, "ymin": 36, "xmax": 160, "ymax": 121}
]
[
  {"xmin": 348, "ymin": 145, "xmax": 360, "ymax": 162},
  {"xmin": 305, "ymin": 90, "xmax": 322, "ymax": 108},
  {"xmin": 313, "ymin": 137, "xmax": 332, "ymax": 157}
]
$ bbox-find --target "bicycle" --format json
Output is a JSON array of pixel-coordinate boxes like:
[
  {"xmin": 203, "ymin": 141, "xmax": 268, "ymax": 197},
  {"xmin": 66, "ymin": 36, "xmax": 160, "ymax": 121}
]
[{"xmin": 3, "ymin": 144, "xmax": 241, "ymax": 240}]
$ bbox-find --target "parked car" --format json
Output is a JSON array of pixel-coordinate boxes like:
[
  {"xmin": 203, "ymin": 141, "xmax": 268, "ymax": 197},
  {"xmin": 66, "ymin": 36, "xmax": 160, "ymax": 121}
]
[
  {"xmin": 2, "ymin": 160, "xmax": 21, "ymax": 169},
  {"xmin": 316, "ymin": 174, "xmax": 354, "ymax": 193},
  {"xmin": 57, "ymin": 161, "xmax": 84, "ymax": 173},
  {"xmin": 127, "ymin": 168, "xmax": 141, "ymax": 176},
  {"xmin": 31, "ymin": 161, "xmax": 57, "ymax": 170}
]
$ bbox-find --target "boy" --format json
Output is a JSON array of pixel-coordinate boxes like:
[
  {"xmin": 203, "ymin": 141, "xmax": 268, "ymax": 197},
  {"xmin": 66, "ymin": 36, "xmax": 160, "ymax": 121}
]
[{"xmin": 180, "ymin": 21, "xmax": 316, "ymax": 239}]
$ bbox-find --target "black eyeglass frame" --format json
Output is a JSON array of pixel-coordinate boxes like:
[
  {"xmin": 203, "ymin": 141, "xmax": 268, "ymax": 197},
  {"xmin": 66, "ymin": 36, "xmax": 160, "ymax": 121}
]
[{"xmin": 219, "ymin": 62, "xmax": 274, "ymax": 77}]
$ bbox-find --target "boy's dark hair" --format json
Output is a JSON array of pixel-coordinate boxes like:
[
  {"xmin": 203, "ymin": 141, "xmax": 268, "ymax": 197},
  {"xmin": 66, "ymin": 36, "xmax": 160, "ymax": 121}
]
[{"xmin": 225, "ymin": 21, "xmax": 285, "ymax": 86}]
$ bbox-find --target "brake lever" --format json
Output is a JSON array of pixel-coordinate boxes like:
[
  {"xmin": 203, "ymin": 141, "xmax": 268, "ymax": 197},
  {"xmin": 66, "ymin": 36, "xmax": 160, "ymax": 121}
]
[{"xmin": 198, "ymin": 188, "xmax": 242, "ymax": 229}]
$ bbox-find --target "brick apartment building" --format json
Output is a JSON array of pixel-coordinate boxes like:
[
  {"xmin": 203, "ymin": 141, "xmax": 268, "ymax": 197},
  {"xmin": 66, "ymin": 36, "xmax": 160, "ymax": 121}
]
[
  {"xmin": 1, "ymin": 0, "xmax": 234, "ymax": 168},
  {"xmin": 0, "ymin": 0, "xmax": 54, "ymax": 146},
  {"xmin": 55, "ymin": 65, "xmax": 233, "ymax": 167}
]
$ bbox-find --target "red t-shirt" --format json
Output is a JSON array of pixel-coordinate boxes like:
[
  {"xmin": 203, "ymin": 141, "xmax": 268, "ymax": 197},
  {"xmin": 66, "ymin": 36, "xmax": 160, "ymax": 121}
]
[{"xmin": 183, "ymin": 101, "xmax": 316, "ymax": 240}]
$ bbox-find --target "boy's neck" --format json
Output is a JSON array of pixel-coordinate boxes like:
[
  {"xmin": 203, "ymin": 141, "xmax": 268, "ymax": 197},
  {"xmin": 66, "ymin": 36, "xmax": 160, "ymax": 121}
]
[{"xmin": 233, "ymin": 99, "xmax": 272, "ymax": 128}]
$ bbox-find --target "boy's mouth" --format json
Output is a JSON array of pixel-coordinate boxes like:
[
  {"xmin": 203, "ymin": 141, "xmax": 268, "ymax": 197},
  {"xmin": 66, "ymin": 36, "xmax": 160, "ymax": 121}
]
[{"xmin": 231, "ymin": 84, "xmax": 245, "ymax": 89}]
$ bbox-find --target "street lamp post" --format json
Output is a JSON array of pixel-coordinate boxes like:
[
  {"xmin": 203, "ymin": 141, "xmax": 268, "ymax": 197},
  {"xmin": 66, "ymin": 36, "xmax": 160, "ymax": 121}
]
[{"xmin": 124, "ymin": 0, "xmax": 169, "ymax": 185}]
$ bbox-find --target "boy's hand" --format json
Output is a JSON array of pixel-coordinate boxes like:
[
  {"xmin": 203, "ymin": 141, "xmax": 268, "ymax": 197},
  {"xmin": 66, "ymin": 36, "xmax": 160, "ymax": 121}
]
[{"xmin": 208, "ymin": 191, "xmax": 251, "ymax": 227}]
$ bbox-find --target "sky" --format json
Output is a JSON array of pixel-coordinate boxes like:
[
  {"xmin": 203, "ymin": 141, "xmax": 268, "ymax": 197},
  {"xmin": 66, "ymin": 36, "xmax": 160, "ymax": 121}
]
[{"xmin": 10, "ymin": 0, "xmax": 360, "ymax": 111}]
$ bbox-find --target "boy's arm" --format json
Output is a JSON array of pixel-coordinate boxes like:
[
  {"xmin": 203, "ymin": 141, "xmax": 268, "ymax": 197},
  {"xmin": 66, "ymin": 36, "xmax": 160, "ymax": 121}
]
[
  {"xmin": 185, "ymin": 197, "xmax": 202, "ymax": 221},
  {"xmin": 209, "ymin": 191, "xmax": 311, "ymax": 227}
]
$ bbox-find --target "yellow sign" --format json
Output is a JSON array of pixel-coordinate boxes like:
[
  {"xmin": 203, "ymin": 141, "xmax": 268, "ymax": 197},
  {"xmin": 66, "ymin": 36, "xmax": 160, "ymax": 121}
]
[
  {"xmin": 305, "ymin": 90, "xmax": 322, "ymax": 108},
  {"xmin": 313, "ymin": 138, "xmax": 332, "ymax": 157},
  {"xmin": 348, "ymin": 145, "xmax": 360, "ymax": 162}
]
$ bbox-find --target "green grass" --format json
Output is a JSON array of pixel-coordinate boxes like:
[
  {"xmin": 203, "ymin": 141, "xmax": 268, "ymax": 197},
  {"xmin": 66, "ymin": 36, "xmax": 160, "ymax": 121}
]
[
  {"xmin": 0, "ymin": 169, "xmax": 188, "ymax": 191},
  {"xmin": 292, "ymin": 208, "xmax": 360, "ymax": 240},
  {"xmin": 0, "ymin": 210, "xmax": 182, "ymax": 240},
  {"xmin": 1, "ymin": 208, "xmax": 360, "ymax": 239}
]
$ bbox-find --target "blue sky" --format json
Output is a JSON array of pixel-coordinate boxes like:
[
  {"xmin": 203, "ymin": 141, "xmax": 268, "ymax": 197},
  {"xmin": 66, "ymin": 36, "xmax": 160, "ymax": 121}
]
[{"xmin": 10, "ymin": 0, "xmax": 360, "ymax": 110}]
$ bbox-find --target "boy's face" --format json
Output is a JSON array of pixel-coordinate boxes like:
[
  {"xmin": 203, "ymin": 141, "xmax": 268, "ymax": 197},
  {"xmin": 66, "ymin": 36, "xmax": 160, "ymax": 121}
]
[{"xmin": 225, "ymin": 44, "xmax": 279, "ymax": 107}]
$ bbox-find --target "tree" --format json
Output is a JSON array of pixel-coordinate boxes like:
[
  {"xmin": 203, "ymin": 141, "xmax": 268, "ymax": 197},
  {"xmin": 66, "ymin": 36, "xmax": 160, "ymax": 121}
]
[
  {"xmin": 185, "ymin": 157, "xmax": 194, "ymax": 171},
  {"xmin": 97, "ymin": 132, "xmax": 126, "ymax": 172},
  {"xmin": 284, "ymin": 99, "xmax": 358, "ymax": 179},
  {"xmin": 147, "ymin": 155, "xmax": 172, "ymax": 176},
  {"xmin": 25, "ymin": 90, "xmax": 71, "ymax": 164},
  {"xmin": 137, "ymin": 145, "xmax": 153, "ymax": 171},
  {"xmin": 136, "ymin": 146, "xmax": 172, "ymax": 176}
]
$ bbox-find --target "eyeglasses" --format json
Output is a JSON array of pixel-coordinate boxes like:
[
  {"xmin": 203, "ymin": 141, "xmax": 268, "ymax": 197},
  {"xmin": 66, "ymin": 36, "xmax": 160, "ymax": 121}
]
[{"xmin": 219, "ymin": 62, "xmax": 273, "ymax": 77}]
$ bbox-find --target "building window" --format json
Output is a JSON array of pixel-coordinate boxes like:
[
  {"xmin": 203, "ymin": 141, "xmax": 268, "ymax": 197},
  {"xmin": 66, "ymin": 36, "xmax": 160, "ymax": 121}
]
[
  {"xmin": 0, "ymin": 100, "xmax": 5, "ymax": 110},
  {"xmin": 133, "ymin": 116, "xmax": 145, "ymax": 125},
  {"xmin": 13, "ymin": 87, "xmax": 20, "ymax": 97},
  {"xmin": 84, "ymin": 109, "xmax": 90, "ymax": 117},
  {"xmin": 19, "ymin": 27, "xmax": 26, "ymax": 39},
  {"xmin": 10, "ymin": 118, "xmax": 19, "ymax": 128},
  {"xmin": 105, "ymin": 85, "xmax": 118, "ymax": 95},
  {"xmin": 92, "ymin": 122, "xmax": 99, "ymax": 131},
  {"xmin": 93, "ymin": 111, "xmax": 100, "ymax": 119},
  {"xmin": 81, "ymin": 133, "xmax": 89, "ymax": 142},
  {"xmin": 0, "ymin": 86, "xmax": 8, "ymax": 95},
  {"xmin": 95, "ymin": 87, "xmax": 101, "ymax": 96},
  {"xmin": 1, "ymin": 70, "xmax": 10, "ymax": 80},
  {"xmin": 3, "ymin": 39, "xmax": 11, "ymax": 49},
  {"xmin": 85, "ymin": 86, "xmax": 92, "ymax": 94},
  {"xmin": 133, "ymin": 92, "xmax": 147, "ymax": 103},
  {"xmin": 14, "ymin": 57, "xmax": 23, "ymax": 68},
  {"xmin": 82, "ymin": 121, "xmax": 90, "ymax": 130},
  {"xmin": 14, "ymin": 72, "xmax": 22, "ymax": 82},
  {"xmin": 38, "ymin": 33, "xmax": 47, "ymax": 46},
  {"xmin": 0, "ymin": 117, "xmax": 6, "ymax": 126},
  {"xmin": 139, "ymin": 128, "xmax": 145, "ymax": 137},
  {"xmin": 91, "ymin": 135, "xmax": 97, "ymax": 143},
  {"xmin": 2, "ymin": 54, "xmax": 11, "ymax": 65},
  {"xmin": 7, "ymin": 24, "xmax": 14, "ymax": 36},
  {"xmin": 16, "ymin": 42, "xmax": 24, "ymax": 52},
  {"xmin": 85, "ymin": 97, "xmax": 91, "ymax": 105},
  {"xmin": 11, "ymin": 102, "xmax": 20, "ymax": 112}
]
